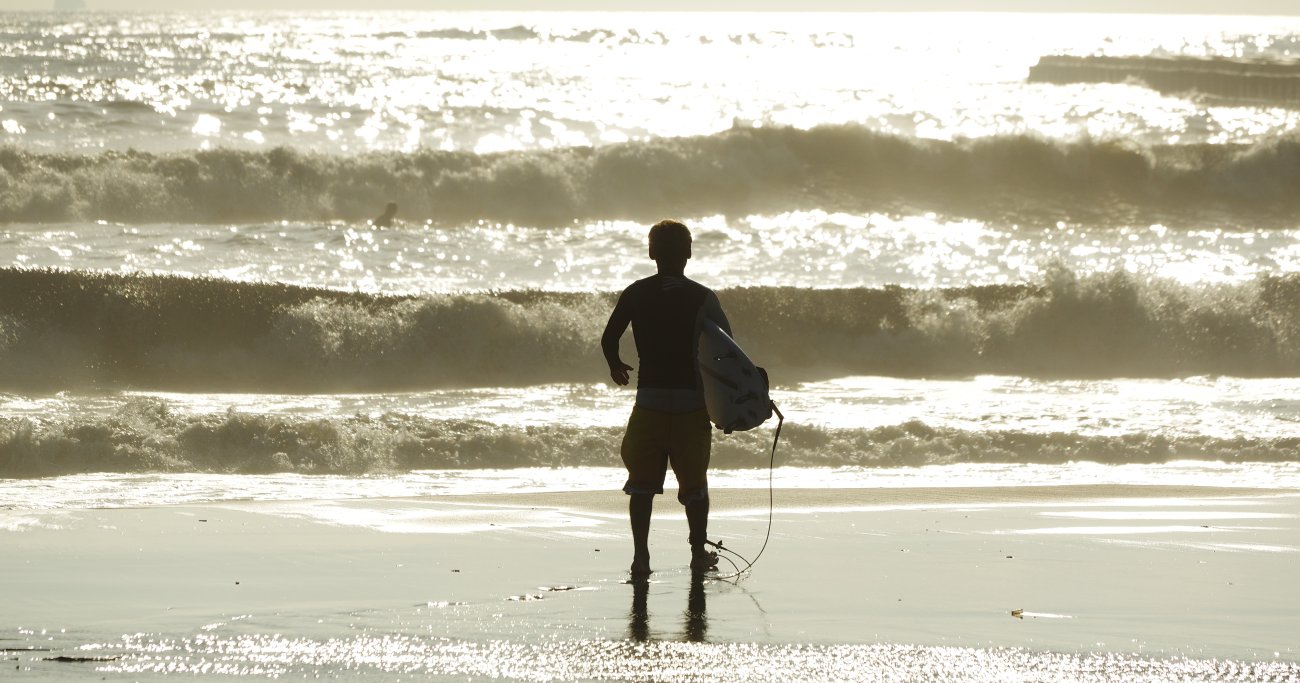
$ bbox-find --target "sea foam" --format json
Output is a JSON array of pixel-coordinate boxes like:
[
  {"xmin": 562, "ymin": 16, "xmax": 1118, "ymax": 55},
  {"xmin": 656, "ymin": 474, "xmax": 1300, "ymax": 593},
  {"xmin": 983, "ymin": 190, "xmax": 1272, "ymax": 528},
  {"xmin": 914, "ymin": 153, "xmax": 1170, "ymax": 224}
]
[
  {"xmin": 2, "ymin": 266, "xmax": 1299, "ymax": 392},
  {"xmin": 3, "ymin": 397, "xmax": 1298, "ymax": 478},
  {"xmin": 4, "ymin": 126, "xmax": 1300, "ymax": 225}
]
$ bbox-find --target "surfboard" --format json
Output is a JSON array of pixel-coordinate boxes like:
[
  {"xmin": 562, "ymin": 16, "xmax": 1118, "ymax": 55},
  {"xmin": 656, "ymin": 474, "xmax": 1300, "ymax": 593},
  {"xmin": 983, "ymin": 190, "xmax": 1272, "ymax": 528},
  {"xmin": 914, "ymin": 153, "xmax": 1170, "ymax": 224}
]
[{"xmin": 698, "ymin": 320, "xmax": 772, "ymax": 433}]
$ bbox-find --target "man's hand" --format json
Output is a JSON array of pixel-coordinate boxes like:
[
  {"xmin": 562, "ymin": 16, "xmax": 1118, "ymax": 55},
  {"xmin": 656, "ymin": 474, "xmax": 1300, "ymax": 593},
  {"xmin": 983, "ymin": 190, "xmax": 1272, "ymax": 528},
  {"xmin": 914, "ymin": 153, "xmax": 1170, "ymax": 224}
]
[{"xmin": 609, "ymin": 361, "xmax": 634, "ymax": 386}]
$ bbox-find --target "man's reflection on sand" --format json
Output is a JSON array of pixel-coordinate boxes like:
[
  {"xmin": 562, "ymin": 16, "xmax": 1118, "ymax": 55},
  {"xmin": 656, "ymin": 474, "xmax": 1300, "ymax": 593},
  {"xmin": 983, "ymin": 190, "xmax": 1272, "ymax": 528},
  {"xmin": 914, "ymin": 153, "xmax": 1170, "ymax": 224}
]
[
  {"xmin": 629, "ymin": 579, "xmax": 650, "ymax": 641},
  {"xmin": 683, "ymin": 573, "xmax": 708, "ymax": 642},
  {"xmin": 628, "ymin": 573, "xmax": 708, "ymax": 642}
]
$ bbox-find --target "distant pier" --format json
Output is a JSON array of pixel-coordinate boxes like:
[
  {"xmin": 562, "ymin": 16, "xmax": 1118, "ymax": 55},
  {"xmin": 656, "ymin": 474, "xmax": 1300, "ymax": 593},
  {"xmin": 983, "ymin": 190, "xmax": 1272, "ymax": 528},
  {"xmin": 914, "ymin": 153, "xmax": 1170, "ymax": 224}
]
[{"xmin": 1028, "ymin": 55, "xmax": 1300, "ymax": 105}]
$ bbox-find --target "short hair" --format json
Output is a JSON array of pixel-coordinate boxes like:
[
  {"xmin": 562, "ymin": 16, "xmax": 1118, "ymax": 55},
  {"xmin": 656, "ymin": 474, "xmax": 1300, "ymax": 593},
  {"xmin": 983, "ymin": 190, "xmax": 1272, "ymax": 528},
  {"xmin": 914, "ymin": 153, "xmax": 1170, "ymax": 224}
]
[{"xmin": 648, "ymin": 220, "xmax": 692, "ymax": 262}]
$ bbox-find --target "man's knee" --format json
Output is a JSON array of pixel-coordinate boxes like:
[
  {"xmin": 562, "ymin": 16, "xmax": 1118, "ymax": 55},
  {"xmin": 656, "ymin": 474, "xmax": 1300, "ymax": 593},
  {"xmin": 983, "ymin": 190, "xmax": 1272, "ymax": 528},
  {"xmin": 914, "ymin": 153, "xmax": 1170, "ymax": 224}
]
[{"xmin": 678, "ymin": 486, "xmax": 708, "ymax": 506}]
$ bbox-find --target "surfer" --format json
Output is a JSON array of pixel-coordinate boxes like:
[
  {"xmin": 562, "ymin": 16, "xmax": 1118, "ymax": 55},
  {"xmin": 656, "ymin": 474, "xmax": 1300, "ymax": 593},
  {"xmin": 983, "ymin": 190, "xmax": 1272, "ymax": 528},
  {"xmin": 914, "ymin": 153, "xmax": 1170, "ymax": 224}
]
[
  {"xmin": 371, "ymin": 201, "xmax": 398, "ymax": 228},
  {"xmin": 601, "ymin": 219, "xmax": 733, "ymax": 577}
]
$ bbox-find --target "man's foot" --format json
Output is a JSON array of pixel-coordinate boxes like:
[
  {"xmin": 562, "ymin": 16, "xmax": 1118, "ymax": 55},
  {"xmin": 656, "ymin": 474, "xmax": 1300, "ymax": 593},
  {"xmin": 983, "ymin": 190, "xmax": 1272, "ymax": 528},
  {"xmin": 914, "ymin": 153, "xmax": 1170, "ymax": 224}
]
[
  {"xmin": 630, "ymin": 554, "xmax": 651, "ymax": 578},
  {"xmin": 690, "ymin": 548, "xmax": 718, "ymax": 573}
]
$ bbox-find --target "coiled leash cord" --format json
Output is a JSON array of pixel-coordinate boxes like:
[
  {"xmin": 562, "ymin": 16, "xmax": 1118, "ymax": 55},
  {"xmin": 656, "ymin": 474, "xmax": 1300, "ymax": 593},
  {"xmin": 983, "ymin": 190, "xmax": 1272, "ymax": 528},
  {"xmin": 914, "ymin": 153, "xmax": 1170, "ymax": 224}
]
[{"xmin": 705, "ymin": 401, "xmax": 783, "ymax": 581}]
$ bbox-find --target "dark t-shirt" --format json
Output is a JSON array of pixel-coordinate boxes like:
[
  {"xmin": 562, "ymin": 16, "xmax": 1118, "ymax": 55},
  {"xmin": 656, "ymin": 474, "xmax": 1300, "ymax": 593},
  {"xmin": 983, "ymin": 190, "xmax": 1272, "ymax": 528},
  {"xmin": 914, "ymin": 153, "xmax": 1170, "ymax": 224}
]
[{"xmin": 602, "ymin": 274, "xmax": 731, "ymax": 398}]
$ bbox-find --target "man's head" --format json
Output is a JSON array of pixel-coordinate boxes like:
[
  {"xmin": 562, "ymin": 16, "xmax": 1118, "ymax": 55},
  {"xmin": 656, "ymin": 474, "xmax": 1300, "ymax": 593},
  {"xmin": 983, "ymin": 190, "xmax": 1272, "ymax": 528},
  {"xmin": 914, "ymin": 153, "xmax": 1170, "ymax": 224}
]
[{"xmin": 648, "ymin": 219, "xmax": 692, "ymax": 266}]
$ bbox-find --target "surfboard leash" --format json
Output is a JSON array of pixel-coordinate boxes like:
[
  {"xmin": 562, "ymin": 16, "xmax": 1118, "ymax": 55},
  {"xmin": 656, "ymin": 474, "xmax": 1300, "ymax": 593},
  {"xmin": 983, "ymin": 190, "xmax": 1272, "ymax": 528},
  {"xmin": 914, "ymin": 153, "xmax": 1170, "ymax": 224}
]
[{"xmin": 706, "ymin": 400, "xmax": 783, "ymax": 581}]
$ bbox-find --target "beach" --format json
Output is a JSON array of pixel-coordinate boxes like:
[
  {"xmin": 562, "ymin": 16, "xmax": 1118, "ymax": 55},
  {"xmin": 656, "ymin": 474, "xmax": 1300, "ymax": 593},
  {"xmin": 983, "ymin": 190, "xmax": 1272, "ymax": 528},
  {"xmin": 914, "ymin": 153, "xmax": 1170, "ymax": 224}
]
[{"xmin": 5, "ymin": 484, "xmax": 1298, "ymax": 681}]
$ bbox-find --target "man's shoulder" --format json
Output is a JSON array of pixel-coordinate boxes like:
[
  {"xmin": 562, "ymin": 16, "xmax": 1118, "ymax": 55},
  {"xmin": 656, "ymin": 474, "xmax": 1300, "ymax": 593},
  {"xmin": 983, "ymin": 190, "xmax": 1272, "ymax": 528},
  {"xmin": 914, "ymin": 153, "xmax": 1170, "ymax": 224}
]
[
  {"xmin": 620, "ymin": 275, "xmax": 656, "ymax": 297},
  {"xmin": 660, "ymin": 274, "xmax": 711, "ymax": 292},
  {"xmin": 682, "ymin": 277, "xmax": 715, "ymax": 300},
  {"xmin": 623, "ymin": 274, "xmax": 712, "ymax": 299}
]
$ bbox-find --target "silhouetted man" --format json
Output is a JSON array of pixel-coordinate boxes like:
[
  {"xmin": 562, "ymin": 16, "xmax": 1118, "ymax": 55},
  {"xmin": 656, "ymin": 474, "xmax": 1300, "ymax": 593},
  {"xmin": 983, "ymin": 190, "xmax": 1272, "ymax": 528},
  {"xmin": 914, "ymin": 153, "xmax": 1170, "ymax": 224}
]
[{"xmin": 602, "ymin": 219, "xmax": 732, "ymax": 577}]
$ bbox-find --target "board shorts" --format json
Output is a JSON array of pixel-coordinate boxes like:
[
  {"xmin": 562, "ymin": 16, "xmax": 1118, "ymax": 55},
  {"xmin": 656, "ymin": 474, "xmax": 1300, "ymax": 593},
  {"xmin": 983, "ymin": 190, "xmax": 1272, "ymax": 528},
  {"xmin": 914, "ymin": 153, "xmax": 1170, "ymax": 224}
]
[{"xmin": 620, "ymin": 406, "xmax": 711, "ymax": 504}]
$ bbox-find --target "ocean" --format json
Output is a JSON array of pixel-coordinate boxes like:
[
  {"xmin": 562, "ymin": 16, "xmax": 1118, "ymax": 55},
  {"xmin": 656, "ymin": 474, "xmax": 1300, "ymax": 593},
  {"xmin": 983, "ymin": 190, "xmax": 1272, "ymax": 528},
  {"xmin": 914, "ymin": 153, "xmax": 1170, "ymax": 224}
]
[
  {"xmin": 4, "ymin": 10, "xmax": 1300, "ymax": 681},
  {"xmin": 3, "ymin": 10, "xmax": 1300, "ymax": 505}
]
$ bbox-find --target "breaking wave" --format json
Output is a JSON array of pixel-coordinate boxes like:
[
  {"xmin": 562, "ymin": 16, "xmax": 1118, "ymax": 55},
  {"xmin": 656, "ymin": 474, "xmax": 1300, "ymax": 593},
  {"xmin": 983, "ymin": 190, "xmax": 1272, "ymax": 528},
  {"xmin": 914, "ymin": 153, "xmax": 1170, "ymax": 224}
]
[
  {"xmin": 4, "ymin": 125, "xmax": 1300, "ymax": 225},
  {"xmin": 1030, "ymin": 55, "xmax": 1300, "ymax": 105},
  {"xmin": 3, "ymin": 398, "xmax": 1296, "ymax": 478},
  {"xmin": 1, "ymin": 266, "xmax": 1299, "ymax": 392}
]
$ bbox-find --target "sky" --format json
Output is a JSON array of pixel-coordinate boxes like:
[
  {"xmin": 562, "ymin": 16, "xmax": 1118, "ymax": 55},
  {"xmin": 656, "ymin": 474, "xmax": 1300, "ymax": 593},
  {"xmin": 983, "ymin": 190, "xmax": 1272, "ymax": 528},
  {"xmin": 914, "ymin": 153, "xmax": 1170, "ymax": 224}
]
[{"xmin": 6, "ymin": 0, "xmax": 1300, "ymax": 13}]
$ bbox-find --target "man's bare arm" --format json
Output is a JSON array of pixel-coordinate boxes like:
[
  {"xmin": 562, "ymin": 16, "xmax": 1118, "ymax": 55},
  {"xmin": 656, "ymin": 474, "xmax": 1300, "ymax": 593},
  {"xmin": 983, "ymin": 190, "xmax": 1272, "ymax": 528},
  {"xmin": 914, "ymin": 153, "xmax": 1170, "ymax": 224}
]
[{"xmin": 602, "ymin": 292, "xmax": 635, "ymax": 386}]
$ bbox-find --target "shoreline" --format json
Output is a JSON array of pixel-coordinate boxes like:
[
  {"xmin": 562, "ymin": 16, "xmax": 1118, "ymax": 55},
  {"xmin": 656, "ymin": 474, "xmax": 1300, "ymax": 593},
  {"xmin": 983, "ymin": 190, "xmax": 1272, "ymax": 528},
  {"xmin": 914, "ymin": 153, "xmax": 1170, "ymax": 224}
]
[
  {"xmin": 7, "ymin": 466, "xmax": 1299, "ymax": 510},
  {"xmin": 419, "ymin": 483, "xmax": 1300, "ymax": 511}
]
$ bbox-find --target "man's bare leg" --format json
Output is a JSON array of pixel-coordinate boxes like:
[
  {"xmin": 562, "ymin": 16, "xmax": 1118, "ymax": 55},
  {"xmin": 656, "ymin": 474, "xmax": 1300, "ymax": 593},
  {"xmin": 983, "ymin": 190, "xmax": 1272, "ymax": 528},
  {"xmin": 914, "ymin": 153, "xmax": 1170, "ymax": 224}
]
[
  {"xmin": 686, "ymin": 498, "xmax": 717, "ymax": 571},
  {"xmin": 630, "ymin": 493, "xmax": 653, "ymax": 576}
]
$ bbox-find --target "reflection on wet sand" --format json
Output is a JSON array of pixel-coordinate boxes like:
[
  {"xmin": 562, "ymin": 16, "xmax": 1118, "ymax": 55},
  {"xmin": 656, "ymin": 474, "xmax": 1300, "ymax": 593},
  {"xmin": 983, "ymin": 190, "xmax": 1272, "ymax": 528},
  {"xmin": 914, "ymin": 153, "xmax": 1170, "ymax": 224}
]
[
  {"xmin": 685, "ymin": 575, "xmax": 708, "ymax": 643},
  {"xmin": 629, "ymin": 574, "xmax": 708, "ymax": 643},
  {"xmin": 629, "ymin": 579, "xmax": 649, "ymax": 642}
]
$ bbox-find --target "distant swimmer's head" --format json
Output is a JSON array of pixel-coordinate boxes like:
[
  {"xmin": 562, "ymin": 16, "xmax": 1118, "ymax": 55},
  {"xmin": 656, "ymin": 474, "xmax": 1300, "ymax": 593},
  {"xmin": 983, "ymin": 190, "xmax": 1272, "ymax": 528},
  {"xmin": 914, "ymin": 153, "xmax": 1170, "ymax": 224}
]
[
  {"xmin": 648, "ymin": 219, "xmax": 692, "ymax": 265},
  {"xmin": 372, "ymin": 202, "xmax": 399, "ymax": 228}
]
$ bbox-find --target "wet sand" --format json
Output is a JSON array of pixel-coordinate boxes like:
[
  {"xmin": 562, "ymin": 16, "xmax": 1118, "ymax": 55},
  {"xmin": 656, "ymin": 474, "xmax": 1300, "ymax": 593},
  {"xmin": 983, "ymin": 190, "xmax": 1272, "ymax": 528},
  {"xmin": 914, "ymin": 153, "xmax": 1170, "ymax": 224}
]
[{"xmin": 3, "ymin": 485, "xmax": 1298, "ymax": 681}]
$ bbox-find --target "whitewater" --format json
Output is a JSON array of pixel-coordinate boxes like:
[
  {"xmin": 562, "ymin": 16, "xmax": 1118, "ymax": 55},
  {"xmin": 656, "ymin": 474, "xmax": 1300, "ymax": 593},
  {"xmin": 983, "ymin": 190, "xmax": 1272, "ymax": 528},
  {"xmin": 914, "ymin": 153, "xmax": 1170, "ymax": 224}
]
[{"xmin": 3, "ymin": 10, "xmax": 1300, "ymax": 508}]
